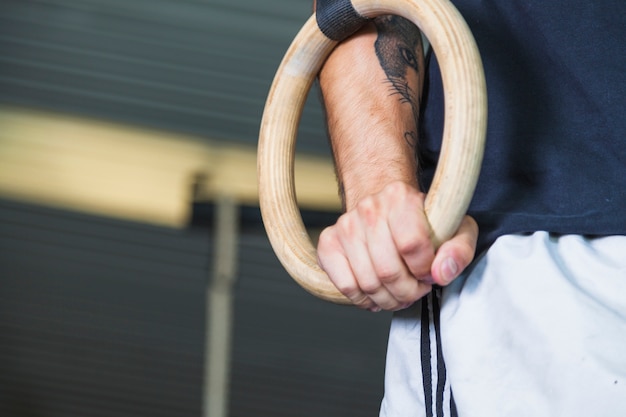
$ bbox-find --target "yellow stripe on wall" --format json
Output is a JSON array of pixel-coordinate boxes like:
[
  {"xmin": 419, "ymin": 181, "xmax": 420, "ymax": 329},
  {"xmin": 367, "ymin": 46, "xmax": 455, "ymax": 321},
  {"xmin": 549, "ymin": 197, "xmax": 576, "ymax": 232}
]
[{"xmin": 0, "ymin": 106, "xmax": 340, "ymax": 227}]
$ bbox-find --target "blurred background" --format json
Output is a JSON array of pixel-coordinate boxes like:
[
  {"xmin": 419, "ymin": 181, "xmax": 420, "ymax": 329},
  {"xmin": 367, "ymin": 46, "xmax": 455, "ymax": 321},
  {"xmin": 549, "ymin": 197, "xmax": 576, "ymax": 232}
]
[{"xmin": 0, "ymin": 0, "xmax": 392, "ymax": 416}]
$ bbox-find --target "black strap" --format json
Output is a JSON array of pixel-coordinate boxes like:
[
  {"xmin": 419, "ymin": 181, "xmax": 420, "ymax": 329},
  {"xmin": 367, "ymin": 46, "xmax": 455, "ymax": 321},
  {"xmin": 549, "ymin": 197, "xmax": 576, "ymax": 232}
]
[
  {"xmin": 432, "ymin": 289, "xmax": 448, "ymax": 417},
  {"xmin": 315, "ymin": 0, "xmax": 370, "ymax": 41},
  {"xmin": 420, "ymin": 295, "xmax": 434, "ymax": 417}
]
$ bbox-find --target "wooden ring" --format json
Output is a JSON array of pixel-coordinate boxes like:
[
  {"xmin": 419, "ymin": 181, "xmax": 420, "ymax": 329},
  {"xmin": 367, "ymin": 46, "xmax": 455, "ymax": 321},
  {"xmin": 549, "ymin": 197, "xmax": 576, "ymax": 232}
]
[{"xmin": 257, "ymin": 0, "xmax": 487, "ymax": 304}]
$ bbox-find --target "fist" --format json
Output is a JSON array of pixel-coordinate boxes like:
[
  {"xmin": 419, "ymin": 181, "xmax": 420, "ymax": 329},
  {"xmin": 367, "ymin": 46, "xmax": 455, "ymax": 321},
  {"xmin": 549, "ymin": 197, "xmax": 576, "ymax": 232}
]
[{"xmin": 317, "ymin": 181, "xmax": 478, "ymax": 311}]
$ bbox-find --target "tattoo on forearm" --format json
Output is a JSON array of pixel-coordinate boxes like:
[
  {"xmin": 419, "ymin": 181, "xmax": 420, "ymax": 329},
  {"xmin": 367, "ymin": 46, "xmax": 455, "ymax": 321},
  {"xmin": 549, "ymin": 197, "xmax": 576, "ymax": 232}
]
[{"xmin": 373, "ymin": 16, "xmax": 423, "ymax": 149}]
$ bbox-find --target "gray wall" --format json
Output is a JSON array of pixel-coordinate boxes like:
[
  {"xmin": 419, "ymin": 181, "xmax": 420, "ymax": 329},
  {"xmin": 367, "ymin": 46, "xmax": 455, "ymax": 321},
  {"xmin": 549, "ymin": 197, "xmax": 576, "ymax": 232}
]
[
  {"xmin": 0, "ymin": 198, "xmax": 391, "ymax": 416},
  {"xmin": 0, "ymin": 0, "xmax": 330, "ymax": 156}
]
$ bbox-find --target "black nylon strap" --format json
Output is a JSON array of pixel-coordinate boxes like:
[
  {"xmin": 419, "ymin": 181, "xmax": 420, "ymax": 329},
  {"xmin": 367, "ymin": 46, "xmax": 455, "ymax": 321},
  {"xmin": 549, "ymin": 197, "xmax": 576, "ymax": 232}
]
[
  {"xmin": 420, "ymin": 295, "xmax": 434, "ymax": 417},
  {"xmin": 316, "ymin": 0, "xmax": 370, "ymax": 41}
]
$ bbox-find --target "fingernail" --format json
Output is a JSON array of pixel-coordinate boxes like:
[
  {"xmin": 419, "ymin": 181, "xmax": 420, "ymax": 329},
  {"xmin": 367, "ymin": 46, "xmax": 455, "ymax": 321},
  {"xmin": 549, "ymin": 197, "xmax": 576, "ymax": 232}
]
[
  {"xmin": 369, "ymin": 306, "xmax": 382, "ymax": 313},
  {"xmin": 441, "ymin": 258, "xmax": 459, "ymax": 285}
]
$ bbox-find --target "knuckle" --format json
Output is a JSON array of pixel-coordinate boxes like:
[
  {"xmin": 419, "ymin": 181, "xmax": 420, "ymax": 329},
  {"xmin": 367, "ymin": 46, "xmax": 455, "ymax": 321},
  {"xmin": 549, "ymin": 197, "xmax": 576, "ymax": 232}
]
[
  {"xmin": 389, "ymin": 287, "xmax": 411, "ymax": 304},
  {"xmin": 360, "ymin": 280, "xmax": 382, "ymax": 295},
  {"xmin": 391, "ymin": 280, "xmax": 426, "ymax": 304},
  {"xmin": 396, "ymin": 234, "xmax": 431, "ymax": 257},
  {"xmin": 337, "ymin": 286, "xmax": 359, "ymax": 302},
  {"xmin": 376, "ymin": 267, "xmax": 402, "ymax": 285},
  {"xmin": 335, "ymin": 213, "xmax": 358, "ymax": 237},
  {"xmin": 356, "ymin": 195, "xmax": 375, "ymax": 211},
  {"xmin": 355, "ymin": 197, "xmax": 379, "ymax": 225},
  {"xmin": 394, "ymin": 291, "xmax": 416, "ymax": 305},
  {"xmin": 405, "ymin": 191, "xmax": 425, "ymax": 208},
  {"xmin": 383, "ymin": 181, "xmax": 423, "ymax": 203},
  {"xmin": 384, "ymin": 181, "xmax": 409, "ymax": 197},
  {"xmin": 316, "ymin": 227, "xmax": 338, "ymax": 255},
  {"xmin": 334, "ymin": 281, "xmax": 361, "ymax": 299},
  {"xmin": 356, "ymin": 192, "xmax": 376, "ymax": 209},
  {"xmin": 317, "ymin": 227, "xmax": 334, "ymax": 247}
]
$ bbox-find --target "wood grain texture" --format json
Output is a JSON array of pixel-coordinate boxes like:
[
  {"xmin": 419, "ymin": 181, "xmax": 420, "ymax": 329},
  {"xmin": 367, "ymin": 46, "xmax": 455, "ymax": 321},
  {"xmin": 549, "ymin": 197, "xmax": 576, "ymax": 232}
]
[{"xmin": 258, "ymin": 0, "xmax": 487, "ymax": 304}]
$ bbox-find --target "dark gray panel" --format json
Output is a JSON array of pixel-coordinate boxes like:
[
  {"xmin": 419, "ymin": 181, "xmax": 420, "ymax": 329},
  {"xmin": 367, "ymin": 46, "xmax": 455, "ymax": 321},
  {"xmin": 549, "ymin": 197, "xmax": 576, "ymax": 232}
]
[
  {"xmin": 0, "ymin": 199, "xmax": 391, "ymax": 416},
  {"xmin": 0, "ymin": 0, "xmax": 330, "ymax": 156},
  {"xmin": 0, "ymin": 199, "xmax": 208, "ymax": 416}
]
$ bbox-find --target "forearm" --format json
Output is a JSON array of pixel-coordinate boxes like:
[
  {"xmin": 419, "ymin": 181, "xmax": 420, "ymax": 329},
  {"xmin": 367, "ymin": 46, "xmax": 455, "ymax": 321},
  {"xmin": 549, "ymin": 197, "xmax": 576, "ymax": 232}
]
[{"xmin": 318, "ymin": 15, "xmax": 425, "ymax": 209}]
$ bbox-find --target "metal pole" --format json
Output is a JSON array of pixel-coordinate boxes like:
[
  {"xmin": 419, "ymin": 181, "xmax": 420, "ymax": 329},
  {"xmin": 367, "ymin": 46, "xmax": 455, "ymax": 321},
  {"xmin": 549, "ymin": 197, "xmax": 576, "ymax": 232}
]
[{"xmin": 202, "ymin": 196, "xmax": 239, "ymax": 417}]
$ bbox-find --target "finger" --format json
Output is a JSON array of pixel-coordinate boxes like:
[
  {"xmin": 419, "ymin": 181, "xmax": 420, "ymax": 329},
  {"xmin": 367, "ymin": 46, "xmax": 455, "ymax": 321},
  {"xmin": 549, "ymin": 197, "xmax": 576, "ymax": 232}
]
[
  {"xmin": 430, "ymin": 215, "xmax": 479, "ymax": 286},
  {"xmin": 363, "ymin": 201, "xmax": 431, "ymax": 306},
  {"xmin": 385, "ymin": 186, "xmax": 435, "ymax": 279},
  {"xmin": 334, "ymin": 214, "xmax": 399, "ymax": 310},
  {"xmin": 317, "ymin": 226, "xmax": 375, "ymax": 309}
]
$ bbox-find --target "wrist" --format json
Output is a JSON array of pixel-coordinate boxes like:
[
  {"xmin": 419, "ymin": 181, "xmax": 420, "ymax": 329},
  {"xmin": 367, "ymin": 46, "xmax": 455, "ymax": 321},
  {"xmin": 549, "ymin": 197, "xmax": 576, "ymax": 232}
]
[{"xmin": 341, "ymin": 168, "xmax": 419, "ymax": 210}]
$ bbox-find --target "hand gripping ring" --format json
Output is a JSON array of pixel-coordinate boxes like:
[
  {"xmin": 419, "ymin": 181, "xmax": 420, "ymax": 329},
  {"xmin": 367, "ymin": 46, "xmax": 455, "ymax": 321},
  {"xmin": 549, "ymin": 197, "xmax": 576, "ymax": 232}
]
[{"xmin": 257, "ymin": 0, "xmax": 487, "ymax": 305}]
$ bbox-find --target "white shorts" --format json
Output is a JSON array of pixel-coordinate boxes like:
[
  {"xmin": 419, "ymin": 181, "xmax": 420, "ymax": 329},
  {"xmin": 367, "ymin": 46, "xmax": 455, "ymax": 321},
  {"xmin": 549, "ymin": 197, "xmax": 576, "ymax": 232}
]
[{"xmin": 380, "ymin": 232, "xmax": 626, "ymax": 417}]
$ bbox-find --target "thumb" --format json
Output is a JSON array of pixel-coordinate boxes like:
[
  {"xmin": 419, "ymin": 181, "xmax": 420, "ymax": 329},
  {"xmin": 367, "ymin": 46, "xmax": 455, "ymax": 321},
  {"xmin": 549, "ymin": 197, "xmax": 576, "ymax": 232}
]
[{"xmin": 430, "ymin": 216, "xmax": 478, "ymax": 286}]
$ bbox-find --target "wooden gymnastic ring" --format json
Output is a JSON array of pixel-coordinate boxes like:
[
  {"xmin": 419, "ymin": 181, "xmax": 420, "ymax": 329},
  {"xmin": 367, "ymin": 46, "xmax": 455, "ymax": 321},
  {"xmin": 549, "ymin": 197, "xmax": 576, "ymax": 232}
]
[{"xmin": 257, "ymin": 0, "xmax": 487, "ymax": 304}]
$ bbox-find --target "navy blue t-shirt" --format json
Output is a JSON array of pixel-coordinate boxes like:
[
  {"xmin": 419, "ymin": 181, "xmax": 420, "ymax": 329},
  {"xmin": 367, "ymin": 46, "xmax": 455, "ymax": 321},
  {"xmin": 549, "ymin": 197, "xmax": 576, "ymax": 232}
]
[{"xmin": 419, "ymin": 0, "xmax": 626, "ymax": 252}]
